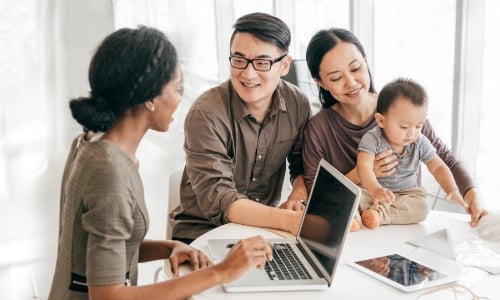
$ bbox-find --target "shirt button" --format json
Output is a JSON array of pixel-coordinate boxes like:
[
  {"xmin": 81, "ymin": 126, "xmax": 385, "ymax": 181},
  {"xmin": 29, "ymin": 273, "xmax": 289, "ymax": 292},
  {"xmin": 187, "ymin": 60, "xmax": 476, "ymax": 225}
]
[
  {"xmin": 258, "ymin": 154, "xmax": 262, "ymax": 159},
  {"xmin": 252, "ymin": 177, "xmax": 256, "ymax": 182}
]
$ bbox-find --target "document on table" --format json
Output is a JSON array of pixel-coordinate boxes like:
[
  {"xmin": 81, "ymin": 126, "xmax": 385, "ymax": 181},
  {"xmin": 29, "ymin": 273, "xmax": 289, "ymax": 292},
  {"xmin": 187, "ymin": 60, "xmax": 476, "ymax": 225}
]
[
  {"xmin": 408, "ymin": 211, "xmax": 500, "ymax": 274},
  {"xmin": 446, "ymin": 212, "xmax": 500, "ymax": 274}
]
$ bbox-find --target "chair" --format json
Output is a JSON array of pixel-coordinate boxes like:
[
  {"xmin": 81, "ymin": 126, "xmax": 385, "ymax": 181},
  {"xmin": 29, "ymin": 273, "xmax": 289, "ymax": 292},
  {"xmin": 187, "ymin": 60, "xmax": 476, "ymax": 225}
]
[
  {"xmin": 282, "ymin": 59, "xmax": 300, "ymax": 86},
  {"xmin": 282, "ymin": 59, "xmax": 320, "ymax": 112},
  {"xmin": 153, "ymin": 168, "xmax": 183, "ymax": 282},
  {"xmin": 166, "ymin": 169, "xmax": 183, "ymax": 240}
]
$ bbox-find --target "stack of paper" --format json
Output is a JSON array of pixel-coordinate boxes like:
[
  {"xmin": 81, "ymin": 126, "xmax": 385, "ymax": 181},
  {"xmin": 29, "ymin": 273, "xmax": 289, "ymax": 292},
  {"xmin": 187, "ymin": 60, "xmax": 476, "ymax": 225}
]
[{"xmin": 446, "ymin": 211, "xmax": 500, "ymax": 274}]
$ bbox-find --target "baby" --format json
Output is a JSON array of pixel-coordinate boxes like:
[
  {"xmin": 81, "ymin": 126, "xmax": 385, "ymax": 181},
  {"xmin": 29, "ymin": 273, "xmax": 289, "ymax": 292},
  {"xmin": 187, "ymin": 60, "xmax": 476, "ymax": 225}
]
[{"xmin": 357, "ymin": 78, "xmax": 468, "ymax": 229}]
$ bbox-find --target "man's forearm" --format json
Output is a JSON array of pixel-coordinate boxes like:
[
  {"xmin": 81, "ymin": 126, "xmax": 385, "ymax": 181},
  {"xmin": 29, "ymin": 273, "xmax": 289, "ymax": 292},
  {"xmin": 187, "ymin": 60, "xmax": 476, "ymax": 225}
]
[{"xmin": 227, "ymin": 198, "xmax": 301, "ymax": 234}]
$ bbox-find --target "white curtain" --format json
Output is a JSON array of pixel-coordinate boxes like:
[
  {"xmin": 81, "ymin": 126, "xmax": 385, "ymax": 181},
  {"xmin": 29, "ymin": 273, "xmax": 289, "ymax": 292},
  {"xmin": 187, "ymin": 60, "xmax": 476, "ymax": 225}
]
[
  {"xmin": 0, "ymin": 0, "xmax": 114, "ymax": 203},
  {"xmin": 44, "ymin": 0, "xmax": 115, "ymax": 140}
]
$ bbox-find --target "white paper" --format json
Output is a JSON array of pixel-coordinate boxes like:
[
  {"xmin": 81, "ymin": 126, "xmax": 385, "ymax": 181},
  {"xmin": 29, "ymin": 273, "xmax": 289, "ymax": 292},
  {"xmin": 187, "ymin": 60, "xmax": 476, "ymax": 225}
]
[{"xmin": 446, "ymin": 211, "xmax": 500, "ymax": 274}]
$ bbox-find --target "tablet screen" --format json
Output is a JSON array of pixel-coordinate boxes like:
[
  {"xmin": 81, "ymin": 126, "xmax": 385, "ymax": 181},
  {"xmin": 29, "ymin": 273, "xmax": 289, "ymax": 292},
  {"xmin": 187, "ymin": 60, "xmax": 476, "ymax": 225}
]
[{"xmin": 351, "ymin": 254, "xmax": 454, "ymax": 292}]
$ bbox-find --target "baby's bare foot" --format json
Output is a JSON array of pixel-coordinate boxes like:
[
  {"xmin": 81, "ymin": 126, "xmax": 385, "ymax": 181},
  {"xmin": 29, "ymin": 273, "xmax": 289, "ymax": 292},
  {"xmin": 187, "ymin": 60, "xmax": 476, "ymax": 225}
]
[
  {"xmin": 362, "ymin": 209, "xmax": 380, "ymax": 229},
  {"xmin": 350, "ymin": 218, "xmax": 361, "ymax": 232}
]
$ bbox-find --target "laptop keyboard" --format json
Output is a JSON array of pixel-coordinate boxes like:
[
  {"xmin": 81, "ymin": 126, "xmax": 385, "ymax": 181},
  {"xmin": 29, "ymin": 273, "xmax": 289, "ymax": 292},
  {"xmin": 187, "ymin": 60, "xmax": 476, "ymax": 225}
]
[{"xmin": 264, "ymin": 243, "xmax": 313, "ymax": 281}]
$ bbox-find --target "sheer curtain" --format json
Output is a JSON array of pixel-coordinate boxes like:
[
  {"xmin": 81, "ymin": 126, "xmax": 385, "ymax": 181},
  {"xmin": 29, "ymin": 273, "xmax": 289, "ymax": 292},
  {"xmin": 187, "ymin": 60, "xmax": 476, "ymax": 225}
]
[
  {"xmin": 43, "ymin": 0, "xmax": 115, "ymax": 140},
  {"xmin": 0, "ymin": 0, "xmax": 114, "ymax": 205},
  {"xmin": 0, "ymin": 1, "xmax": 116, "ymax": 298}
]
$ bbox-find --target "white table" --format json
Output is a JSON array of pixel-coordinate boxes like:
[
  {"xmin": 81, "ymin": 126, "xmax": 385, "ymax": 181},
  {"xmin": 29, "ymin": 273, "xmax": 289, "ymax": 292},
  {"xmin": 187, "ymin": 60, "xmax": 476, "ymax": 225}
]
[{"xmin": 172, "ymin": 211, "xmax": 497, "ymax": 299}]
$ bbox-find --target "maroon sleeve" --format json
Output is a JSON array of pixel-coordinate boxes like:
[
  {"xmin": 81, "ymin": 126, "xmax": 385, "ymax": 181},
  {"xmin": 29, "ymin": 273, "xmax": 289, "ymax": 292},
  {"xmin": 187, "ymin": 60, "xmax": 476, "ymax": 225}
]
[
  {"xmin": 303, "ymin": 116, "xmax": 326, "ymax": 192},
  {"xmin": 303, "ymin": 109, "xmax": 367, "ymax": 192}
]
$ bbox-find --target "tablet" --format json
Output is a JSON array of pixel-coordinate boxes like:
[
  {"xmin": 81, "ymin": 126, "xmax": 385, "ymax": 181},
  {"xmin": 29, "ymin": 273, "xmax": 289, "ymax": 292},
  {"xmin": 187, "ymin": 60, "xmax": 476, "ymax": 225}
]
[{"xmin": 347, "ymin": 253, "xmax": 455, "ymax": 293}]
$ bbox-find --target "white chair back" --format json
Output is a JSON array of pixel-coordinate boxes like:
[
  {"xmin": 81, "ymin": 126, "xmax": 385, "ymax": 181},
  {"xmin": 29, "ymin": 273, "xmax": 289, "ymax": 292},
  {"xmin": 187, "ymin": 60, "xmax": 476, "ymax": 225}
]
[{"xmin": 166, "ymin": 169, "xmax": 183, "ymax": 240}]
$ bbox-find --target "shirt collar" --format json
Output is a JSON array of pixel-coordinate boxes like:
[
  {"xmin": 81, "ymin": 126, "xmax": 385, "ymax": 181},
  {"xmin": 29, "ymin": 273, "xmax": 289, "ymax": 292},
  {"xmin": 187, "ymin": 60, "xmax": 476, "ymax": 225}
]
[{"xmin": 229, "ymin": 80, "xmax": 288, "ymax": 122}]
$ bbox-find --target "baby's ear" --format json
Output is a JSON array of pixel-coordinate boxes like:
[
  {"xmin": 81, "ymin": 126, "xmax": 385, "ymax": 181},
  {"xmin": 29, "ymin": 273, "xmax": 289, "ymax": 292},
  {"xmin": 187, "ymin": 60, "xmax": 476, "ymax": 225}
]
[{"xmin": 374, "ymin": 112, "xmax": 385, "ymax": 128}]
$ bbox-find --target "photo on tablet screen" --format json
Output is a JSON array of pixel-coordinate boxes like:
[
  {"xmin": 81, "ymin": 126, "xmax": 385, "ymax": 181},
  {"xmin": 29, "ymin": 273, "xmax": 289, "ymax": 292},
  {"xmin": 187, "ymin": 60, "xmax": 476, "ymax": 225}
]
[{"xmin": 348, "ymin": 254, "xmax": 455, "ymax": 293}]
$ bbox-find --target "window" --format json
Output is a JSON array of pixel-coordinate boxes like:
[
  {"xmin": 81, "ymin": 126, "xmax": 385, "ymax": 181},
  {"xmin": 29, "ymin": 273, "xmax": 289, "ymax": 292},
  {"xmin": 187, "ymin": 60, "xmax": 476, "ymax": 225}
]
[
  {"xmin": 111, "ymin": 0, "xmax": 497, "ymax": 210},
  {"xmin": 478, "ymin": 0, "xmax": 500, "ymax": 210},
  {"xmin": 114, "ymin": 0, "xmax": 219, "ymax": 100},
  {"xmin": 373, "ymin": 0, "xmax": 456, "ymax": 147},
  {"xmin": 372, "ymin": 0, "xmax": 456, "ymax": 199},
  {"xmin": 286, "ymin": 0, "xmax": 350, "ymax": 58},
  {"xmin": 277, "ymin": 0, "xmax": 349, "ymax": 110}
]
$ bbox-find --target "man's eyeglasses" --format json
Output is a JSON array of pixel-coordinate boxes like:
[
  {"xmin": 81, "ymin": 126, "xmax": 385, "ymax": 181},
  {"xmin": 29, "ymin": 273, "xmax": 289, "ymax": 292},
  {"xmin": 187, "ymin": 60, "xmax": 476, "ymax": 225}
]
[{"xmin": 229, "ymin": 54, "xmax": 288, "ymax": 72}]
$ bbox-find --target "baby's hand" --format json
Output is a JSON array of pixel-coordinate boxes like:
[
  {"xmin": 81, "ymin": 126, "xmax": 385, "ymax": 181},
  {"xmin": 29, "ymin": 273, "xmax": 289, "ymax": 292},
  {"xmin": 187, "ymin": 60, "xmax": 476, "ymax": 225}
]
[
  {"xmin": 446, "ymin": 189, "xmax": 469, "ymax": 209},
  {"xmin": 372, "ymin": 187, "xmax": 395, "ymax": 204}
]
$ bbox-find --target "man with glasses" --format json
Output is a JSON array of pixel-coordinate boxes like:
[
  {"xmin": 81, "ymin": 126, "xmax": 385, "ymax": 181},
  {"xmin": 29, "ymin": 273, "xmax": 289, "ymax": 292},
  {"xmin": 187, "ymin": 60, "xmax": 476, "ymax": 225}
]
[{"xmin": 169, "ymin": 12, "xmax": 311, "ymax": 243}]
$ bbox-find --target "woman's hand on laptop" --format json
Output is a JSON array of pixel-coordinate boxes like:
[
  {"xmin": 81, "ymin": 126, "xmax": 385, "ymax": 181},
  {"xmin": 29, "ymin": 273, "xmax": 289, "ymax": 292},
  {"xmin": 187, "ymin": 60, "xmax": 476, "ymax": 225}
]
[
  {"xmin": 213, "ymin": 236, "xmax": 273, "ymax": 284},
  {"xmin": 168, "ymin": 241, "xmax": 213, "ymax": 277}
]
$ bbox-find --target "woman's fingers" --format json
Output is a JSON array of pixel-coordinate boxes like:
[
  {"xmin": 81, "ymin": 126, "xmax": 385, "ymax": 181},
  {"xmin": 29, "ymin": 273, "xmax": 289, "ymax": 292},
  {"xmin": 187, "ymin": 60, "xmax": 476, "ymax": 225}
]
[
  {"xmin": 217, "ymin": 236, "xmax": 273, "ymax": 283},
  {"xmin": 374, "ymin": 150, "xmax": 398, "ymax": 177},
  {"xmin": 170, "ymin": 246, "xmax": 213, "ymax": 277}
]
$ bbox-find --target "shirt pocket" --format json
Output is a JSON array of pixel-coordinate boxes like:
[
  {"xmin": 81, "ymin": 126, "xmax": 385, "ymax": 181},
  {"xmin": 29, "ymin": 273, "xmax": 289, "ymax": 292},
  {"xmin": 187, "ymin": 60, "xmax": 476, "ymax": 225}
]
[{"xmin": 265, "ymin": 138, "xmax": 296, "ymax": 172}]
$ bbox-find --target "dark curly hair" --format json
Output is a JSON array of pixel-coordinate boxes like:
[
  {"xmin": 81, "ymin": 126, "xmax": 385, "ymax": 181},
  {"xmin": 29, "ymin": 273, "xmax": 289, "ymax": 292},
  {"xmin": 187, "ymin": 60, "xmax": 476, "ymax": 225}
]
[{"xmin": 69, "ymin": 26, "xmax": 178, "ymax": 132}]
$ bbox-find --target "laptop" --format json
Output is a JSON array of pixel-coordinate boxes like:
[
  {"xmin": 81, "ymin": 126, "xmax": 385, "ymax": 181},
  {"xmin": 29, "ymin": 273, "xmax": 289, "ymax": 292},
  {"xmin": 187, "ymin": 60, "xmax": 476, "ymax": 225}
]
[{"xmin": 207, "ymin": 159, "xmax": 361, "ymax": 292}]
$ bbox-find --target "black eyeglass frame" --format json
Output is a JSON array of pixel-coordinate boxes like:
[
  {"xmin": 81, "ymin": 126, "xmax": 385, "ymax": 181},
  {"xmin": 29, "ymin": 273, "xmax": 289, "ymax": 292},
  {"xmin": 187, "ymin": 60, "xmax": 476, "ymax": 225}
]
[{"xmin": 228, "ymin": 53, "xmax": 288, "ymax": 72}]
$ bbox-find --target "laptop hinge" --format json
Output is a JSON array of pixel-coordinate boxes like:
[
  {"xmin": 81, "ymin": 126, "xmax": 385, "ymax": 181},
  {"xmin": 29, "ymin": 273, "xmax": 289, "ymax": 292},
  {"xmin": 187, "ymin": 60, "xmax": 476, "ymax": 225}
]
[{"xmin": 296, "ymin": 240, "xmax": 329, "ymax": 280}]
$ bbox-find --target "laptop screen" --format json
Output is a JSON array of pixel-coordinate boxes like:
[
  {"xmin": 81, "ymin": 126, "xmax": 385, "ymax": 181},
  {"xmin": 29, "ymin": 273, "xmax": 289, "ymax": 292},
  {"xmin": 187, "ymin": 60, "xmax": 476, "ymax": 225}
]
[{"xmin": 298, "ymin": 161, "xmax": 358, "ymax": 278}]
